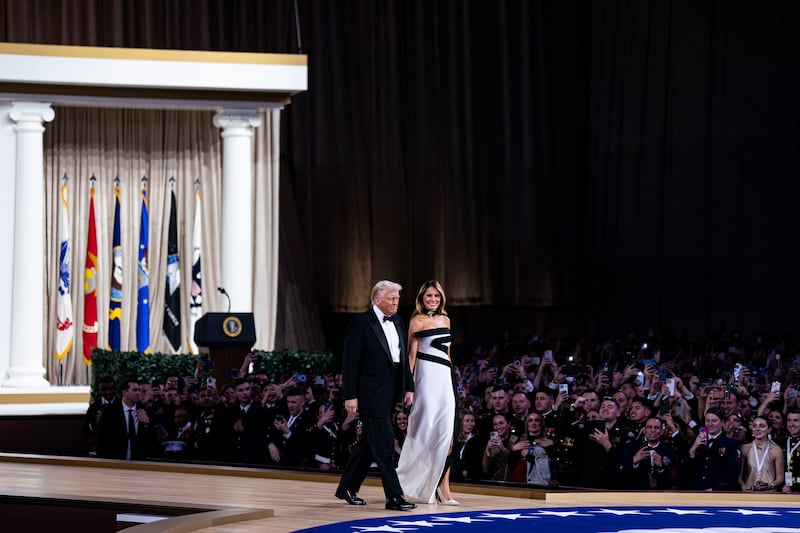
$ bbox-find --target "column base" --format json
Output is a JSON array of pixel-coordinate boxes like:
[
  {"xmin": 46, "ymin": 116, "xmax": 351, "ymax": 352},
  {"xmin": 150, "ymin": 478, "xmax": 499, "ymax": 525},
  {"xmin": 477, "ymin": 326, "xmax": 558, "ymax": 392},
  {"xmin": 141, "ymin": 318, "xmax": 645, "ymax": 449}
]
[{"xmin": 4, "ymin": 366, "xmax": 49, "ymax": 388}]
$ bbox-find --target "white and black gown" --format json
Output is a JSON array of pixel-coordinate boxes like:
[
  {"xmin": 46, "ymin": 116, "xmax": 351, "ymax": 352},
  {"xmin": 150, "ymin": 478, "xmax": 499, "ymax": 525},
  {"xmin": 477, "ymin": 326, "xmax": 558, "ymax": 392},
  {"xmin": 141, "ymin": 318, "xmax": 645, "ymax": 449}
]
[{"xmin": 397, "ymin": 327, "xmax": 456, "ymax": 503}]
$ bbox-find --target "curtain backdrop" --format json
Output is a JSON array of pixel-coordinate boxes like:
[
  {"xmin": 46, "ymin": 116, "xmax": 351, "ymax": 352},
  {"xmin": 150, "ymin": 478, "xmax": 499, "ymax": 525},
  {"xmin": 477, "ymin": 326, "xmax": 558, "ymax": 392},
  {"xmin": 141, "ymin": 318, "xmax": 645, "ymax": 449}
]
[
  {"xmin": 42, "ymin": 107, "xmax": 280, "ymax": 384},
  {"xmin": 4, "ymin": 0, "xmax": 800, "ymax": 355}
]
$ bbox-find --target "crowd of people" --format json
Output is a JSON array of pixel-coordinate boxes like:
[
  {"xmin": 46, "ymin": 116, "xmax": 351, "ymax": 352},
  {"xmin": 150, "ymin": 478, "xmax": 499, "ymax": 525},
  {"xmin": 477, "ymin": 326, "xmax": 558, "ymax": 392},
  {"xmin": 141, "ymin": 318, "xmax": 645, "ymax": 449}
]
[{"xmin": 83, "ymin": 299, "xmax": 800, "ymax": 495}]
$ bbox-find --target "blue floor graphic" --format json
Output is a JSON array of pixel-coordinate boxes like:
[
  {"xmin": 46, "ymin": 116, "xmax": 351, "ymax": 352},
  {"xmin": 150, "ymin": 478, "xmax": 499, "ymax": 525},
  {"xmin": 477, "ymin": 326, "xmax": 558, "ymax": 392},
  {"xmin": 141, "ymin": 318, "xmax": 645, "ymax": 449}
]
[{"xmin": 294, "ymin": 506, "xmax": 800, "ymax": 533}]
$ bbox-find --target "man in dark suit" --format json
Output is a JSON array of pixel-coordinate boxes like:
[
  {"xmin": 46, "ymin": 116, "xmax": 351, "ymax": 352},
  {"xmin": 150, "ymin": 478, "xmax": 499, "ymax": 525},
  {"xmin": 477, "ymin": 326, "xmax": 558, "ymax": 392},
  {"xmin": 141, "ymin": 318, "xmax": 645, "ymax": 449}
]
[
  {"xmin": 95, "ymin": 379, "xmax": 157, "ymax": 460},
  {"xmin": 335, "ymin": 280, "xmax": 417, "ymax": 511},
  {"xmin": 267, "ymin": 386, "xmax": 317, "ymax": 466}
]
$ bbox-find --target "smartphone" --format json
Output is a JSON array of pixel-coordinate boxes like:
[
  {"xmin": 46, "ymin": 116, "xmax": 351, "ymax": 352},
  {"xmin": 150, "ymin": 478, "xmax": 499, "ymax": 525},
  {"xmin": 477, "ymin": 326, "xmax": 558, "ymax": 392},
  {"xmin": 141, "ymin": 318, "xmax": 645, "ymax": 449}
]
[
  {"xmin": 734, "ymin": 363, "xmax": 742, "ymax": 381},
  {"xmin": 699, "ymin": 426, "xmax": 708, "ymax": 439},
  {"xmin": 590, "ymin": 419, "xmax": 606, "ymax": 433},
  {"xmin": 666, "ymin": 378, "xmax": 675, "ymax": 396},
  {"xmin": 295, "ymin": 373, "xmax": 307, "ymax": 383},
  {"xmin": 559, "ymin": 383, "xmax": 569, "ymax": 395},
  {"xmin": 514, "ymin": 359, "xmax": 522, "ymax": 367},
  {"xmin": 771, "ymin": 381, "xmax": 781, "ymax": 394},
  {"xmin": 543, "ymin": 350, "xmax": 554, "ymax": 363},
  {"xmin": 659, "ymin": 400, "xmax": 670, "ymax": 415},
  {"xmin": 206, "ymin": 377, "xmax": 217, "ymax": 389},
  {"xmin": 490, "ymin": 431, "xmax": 499, "ymax": 439},
  {"xmin": 636, "ymin": 371, "xmax": 645, "ymax": 384}
]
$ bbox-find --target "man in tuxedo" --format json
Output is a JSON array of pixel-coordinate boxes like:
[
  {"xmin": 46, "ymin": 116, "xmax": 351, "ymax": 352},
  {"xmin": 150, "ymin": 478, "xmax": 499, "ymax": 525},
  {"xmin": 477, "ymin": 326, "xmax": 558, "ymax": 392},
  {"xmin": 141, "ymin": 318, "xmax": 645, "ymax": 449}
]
[
  {"xmin": 335, "ymin": 280, "xmax": 417, "ymax": 511},
  {"xmin": 267, "ymin": 386, "xmax": 317, "ymax": 466},
  {"xmin": 95, "ymin": 379, "xmax": 157, "ymax": 460},
  {"xmin": 619, "ymin": 417, "xmax": 678, "ymax": 489}
]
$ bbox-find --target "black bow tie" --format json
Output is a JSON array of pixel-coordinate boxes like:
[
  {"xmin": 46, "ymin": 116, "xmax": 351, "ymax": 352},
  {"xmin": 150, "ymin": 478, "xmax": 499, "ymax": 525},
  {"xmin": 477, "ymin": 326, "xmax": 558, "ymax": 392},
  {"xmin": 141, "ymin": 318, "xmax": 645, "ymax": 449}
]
[{"xmin": 383, "ymin": 315, "xmax": 393, "ymax": 323}]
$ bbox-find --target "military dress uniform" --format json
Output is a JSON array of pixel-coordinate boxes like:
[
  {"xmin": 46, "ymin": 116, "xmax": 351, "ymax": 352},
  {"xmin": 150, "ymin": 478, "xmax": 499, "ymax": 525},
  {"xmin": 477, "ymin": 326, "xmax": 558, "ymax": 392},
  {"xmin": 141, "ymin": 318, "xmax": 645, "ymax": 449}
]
[
  {"xmin": 690, "ymin": 433, "xmax": 740, "ymax": 491},
  {"xmin": 783, "ymin": 436, "xmax": 800, "ymax": 492}
]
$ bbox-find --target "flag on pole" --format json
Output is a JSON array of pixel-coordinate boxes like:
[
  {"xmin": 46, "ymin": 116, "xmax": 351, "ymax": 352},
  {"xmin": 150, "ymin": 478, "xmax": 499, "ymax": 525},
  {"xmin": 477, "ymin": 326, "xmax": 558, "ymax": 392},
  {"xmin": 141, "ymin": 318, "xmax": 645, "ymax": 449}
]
[
  {"xmin": 82, "ymin": 180, "xmax": 98, "ymax": 366},
  {"xmin": 136, "ymin": 179, "xmax": 150, "ymax": 353},
  {"xmin": 187, "ymin": 182, "xmax": 203, "ymax": 353},
  {"xmin": 108, "ymin": 182, "xmax": 122, "ymax": 351},
  {"xmin": 163, "ymin": 184, "xmax": 181, "ymax": 352},
  {"xmin": 56, "ymin": 177, "xmax": 74, "ymax": 361}
]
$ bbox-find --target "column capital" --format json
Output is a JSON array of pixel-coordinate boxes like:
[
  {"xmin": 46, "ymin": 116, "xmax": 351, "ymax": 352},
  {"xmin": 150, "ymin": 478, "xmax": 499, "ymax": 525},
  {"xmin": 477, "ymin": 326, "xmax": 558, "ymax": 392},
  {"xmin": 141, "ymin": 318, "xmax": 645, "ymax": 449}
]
[
  {"xmin": 213, "ymin": 109, "xmax": 262, "ymax": 138},
  {"xmin": 9, "ymin": 101, "xmax": 55, "ymax": 131}
]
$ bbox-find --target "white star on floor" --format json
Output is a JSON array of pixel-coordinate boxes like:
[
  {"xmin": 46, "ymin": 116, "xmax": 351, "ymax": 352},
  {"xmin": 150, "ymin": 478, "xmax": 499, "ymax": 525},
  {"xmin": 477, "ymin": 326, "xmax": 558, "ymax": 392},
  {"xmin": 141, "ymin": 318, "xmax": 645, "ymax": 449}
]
[
  {"xmin": 352, "ymin": 525, "xmax": 416, "ymax": 532},
  {"xmin": 591, "ymin": 509, "xmax": 649, "ymax": 515},
  {"xmin": 529, "ymin": 510, "xmax": 592, "ymax": 518},
  {"xmin": 651, "ymin": 508, "xmax": 711, "ymax": 515},
  {"xmin": 718, "ymin": 508, "xmax": 781, "ymax": 516},
  {"xmin": 478, "ymin": 513, "xmax": 537, "ymax": 520},
  {"xmin": 430, "ymin": 516, "xmax": 491, "ymax": 524},
  {"xmin": 386, "ymin": 520, "xmax": 443, "ymax": 528}
]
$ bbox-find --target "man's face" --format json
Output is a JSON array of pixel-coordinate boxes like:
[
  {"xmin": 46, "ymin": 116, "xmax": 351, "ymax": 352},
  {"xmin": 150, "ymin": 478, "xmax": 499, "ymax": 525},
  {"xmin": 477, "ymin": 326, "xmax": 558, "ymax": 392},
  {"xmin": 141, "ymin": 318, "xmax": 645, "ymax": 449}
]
[
  {"xmin": 99, "ymin": 382, "xmax": 116, "ymax": 401},
  {"xmin": 491, "ymin": 390, "xmax": 509, "ymax": 412},
  {"xmin": 199, "ymin": 388, "xmax": 216, "ymax": 408},
  {"xmin": 122, "ymin": 382, "xmax": 140, "ymax": 405},
  {"xmin": 165, "ymin": 389, "xmax": 180, "ymax": 405},
  {"xmin": 643, "ymin": 419, "xmax": 664, "ymax": 444},
  {"xmin": 629, "ymin": 402, "xmax": 650, "ymax": 423},
  {"xmin": 599, "ymin": 400, "xmax": 620, "ymax": 421},
  {"xmin": 613, "ymin": 391, "xmax": 629, "ymax": 411},
  {"xmin": 721, "ymin": 396, "xmax": 738, "ymax": 416},
  {"xmin": 236, "ymin": 382, "xmax": 252, "ymax": 404},
  {"xmin": 265, "ymin": 384, "xmax": 281, "ymax": 403},
  {"xmin": 511, "ymin": 393, "xmax": 530, "ymax": 415},
  {"xmin": 375, "ymin": 290, "xmax": 400, "ymax": 317},
  {"xmin": 786, "ymin": 413, "xmax": 800, "ymax": 438},
  {"xmin": 581, "ymin": 392, "xmax": 599, "ymax": 412},
  {"xmin": 534, "ymin": 392, "xmax": 552, "ymax": 412},
  {"xmin": 174, "ymin": 408, "xmax": 190, "ymax": 428},
  {"xmin": 286, "ymin": 394, "xmax": 305, "ymax": 416},
  {"xmin": 139, "ymin": 383, "xmax": 152, "ymax": 401}
]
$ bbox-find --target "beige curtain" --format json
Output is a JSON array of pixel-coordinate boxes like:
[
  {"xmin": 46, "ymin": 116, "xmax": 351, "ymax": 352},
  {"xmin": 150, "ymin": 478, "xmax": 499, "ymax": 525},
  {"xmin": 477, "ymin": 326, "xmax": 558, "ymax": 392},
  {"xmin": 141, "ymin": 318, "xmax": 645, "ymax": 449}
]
[{"xmin": 43, "ymin": 106, "xmax": 280, "ymax": 385}]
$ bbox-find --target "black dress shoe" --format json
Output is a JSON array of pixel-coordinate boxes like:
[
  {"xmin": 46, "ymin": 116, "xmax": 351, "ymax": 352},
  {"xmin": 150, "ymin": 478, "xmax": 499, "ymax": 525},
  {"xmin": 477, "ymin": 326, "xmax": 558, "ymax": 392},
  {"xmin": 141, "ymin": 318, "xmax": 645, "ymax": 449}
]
[
  {"xmin": 335, "ymin": 488, "xmax": 366, "ymax": 505},
  {"xmin": 385, "ymin": 495, "xmax": 417, "ymax": 511}
]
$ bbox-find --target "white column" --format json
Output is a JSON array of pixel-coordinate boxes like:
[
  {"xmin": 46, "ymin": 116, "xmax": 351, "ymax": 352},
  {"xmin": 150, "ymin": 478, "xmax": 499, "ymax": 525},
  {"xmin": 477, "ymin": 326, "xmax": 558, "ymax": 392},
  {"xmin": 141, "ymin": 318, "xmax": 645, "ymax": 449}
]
[
  {"xmin": 5, "ymin": 102, "xmax": 54, "ymax": 387},
  {"xmin": 213, "ymin": 109, "xmax": 261, "ymax": 313}
]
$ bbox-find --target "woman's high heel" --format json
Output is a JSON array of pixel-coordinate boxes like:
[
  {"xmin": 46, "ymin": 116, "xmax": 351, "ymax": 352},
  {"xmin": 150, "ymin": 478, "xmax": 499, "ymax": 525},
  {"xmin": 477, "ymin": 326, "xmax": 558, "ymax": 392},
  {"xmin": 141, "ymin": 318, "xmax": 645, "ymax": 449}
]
[{"xmin": 436, "ymin": 487, "xmax": 459, "ymax": 506}]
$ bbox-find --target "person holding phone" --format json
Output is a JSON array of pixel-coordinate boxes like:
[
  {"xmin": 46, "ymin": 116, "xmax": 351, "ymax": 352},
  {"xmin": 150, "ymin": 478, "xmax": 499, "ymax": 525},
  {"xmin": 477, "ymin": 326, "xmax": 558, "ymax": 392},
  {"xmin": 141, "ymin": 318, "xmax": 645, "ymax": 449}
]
[
  {"xmin": 688, "ymin": 408, "xmax": 740, "ymax": 490},
  {"xmin": 397, "ymin": 280, "xmax": 459, "ymax": 504},
  {"xmin": 481, "ymin": 414, "xmax": 513, "ymax": 480}
]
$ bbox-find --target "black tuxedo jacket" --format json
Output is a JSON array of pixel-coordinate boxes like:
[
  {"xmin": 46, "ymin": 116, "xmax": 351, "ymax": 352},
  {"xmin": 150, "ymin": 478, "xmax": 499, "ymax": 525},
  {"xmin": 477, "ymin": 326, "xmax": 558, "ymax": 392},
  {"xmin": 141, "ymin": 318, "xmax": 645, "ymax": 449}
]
[{"xmin": 341, "ymin": 310, "xmax": 414, "ymax": 418}]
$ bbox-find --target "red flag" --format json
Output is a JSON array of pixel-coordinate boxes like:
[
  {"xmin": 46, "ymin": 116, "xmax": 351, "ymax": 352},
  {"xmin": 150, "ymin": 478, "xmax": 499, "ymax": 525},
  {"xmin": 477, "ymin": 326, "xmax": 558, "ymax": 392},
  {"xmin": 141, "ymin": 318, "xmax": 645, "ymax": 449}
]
[{"xmin": 82, "ymin": 185, "xmax": 98, "ymax": 365}]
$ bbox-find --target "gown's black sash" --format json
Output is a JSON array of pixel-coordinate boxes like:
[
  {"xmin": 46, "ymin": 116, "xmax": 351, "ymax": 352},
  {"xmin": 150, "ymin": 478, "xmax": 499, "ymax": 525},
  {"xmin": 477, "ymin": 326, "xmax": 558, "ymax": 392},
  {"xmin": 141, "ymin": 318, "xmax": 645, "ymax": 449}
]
[{"xmin": 416, "ymin": 351, "xmax": 452, "ymax": 368}]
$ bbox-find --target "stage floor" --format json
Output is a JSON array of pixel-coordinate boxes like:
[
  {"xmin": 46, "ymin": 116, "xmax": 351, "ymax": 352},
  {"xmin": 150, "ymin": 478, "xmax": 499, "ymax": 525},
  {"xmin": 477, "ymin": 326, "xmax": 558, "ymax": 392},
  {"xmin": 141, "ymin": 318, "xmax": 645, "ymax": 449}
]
[{"xmin": 2, "ymin": 453, "xmax": 799, "ymax": 532}]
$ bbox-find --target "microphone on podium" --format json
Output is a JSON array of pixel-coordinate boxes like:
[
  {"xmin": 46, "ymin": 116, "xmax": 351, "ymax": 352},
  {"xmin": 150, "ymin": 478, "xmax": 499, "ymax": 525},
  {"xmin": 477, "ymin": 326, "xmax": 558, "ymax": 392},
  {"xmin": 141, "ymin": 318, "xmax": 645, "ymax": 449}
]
[{"xmin": 217, "ymin": 287, "xmax": 231, "ymax": 313}]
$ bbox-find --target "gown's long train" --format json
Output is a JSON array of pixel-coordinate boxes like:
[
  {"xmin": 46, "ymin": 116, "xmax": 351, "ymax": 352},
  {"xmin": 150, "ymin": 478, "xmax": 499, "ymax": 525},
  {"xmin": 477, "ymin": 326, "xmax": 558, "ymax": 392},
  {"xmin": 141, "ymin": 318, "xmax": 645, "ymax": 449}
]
[{"xmin": 396, "ymin": 327, "xmax": 455, "ymax": 503}]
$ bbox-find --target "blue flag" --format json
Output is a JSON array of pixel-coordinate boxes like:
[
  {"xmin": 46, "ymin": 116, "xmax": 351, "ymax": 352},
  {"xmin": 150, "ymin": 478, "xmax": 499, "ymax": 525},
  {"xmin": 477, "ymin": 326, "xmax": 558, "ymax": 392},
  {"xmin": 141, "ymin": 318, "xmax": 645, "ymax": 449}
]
[
  {"xmin": 136, "ymin": 181, "xmax": 150, "ymax": 353},
  {"xmin": 108, "ymin": 184, "xmax": 122, "ymax": 351}
]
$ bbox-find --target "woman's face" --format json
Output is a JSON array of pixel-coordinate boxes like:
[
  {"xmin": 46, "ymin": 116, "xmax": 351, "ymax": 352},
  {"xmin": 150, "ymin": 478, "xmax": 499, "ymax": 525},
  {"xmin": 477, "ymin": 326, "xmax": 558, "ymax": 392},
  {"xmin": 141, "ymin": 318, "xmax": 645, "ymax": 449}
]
[
  {"xmin": 750, "ymin": 417, "xmax": 770, "ymax": 440},
  {"xmin": 395, "ymin": 412, "xmax": 408, "ymax": 430},
  {"xmin": 526, "ymin": 414, "xmax": 543, "ymax": 435},
  {"xmin": 768, "ymin": 411, "xmax": 784, "ymax": 428},
  {"xmin": 462, "ymin": 413, "xmax": 476, "ymax": 433},
  {"xmin": 705, "ymin": 412, "xmax": 723, "ymax": 435},
  {"xmin": 422, "ymin": 286, "xmax": 442, "ymax": 312}
]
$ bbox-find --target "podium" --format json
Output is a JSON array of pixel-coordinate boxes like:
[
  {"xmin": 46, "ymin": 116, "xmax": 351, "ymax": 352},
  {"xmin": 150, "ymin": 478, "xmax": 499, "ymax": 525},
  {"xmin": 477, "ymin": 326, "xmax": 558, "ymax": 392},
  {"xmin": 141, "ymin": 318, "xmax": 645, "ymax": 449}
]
[{"xmin": 194, "ymin": 312, "xmax": 256, "ymax": 386}]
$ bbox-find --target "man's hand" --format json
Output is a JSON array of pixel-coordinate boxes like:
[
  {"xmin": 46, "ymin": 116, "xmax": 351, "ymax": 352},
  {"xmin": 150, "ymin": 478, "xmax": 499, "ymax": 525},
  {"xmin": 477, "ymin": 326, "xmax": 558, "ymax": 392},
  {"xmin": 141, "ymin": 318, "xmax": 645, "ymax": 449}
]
[
  {"xmin": 344, "ymin": 398, "xmax": 359, "ymax": 415},
  {"xmin": 405, "ymin": 391, "xmax": 414, "ymax": 407}
]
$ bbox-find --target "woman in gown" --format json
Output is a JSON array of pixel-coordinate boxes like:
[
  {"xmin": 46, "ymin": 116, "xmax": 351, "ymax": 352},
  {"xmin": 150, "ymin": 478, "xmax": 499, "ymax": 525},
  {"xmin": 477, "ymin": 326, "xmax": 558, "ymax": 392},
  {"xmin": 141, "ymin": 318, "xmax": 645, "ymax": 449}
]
[
  {"xmin": 397, "ymin": 280, "xmax": 458, "ymax": 505},
  {"xmin": 739, "ymin": 415, "xmax": 784, "ymax": 491}
]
